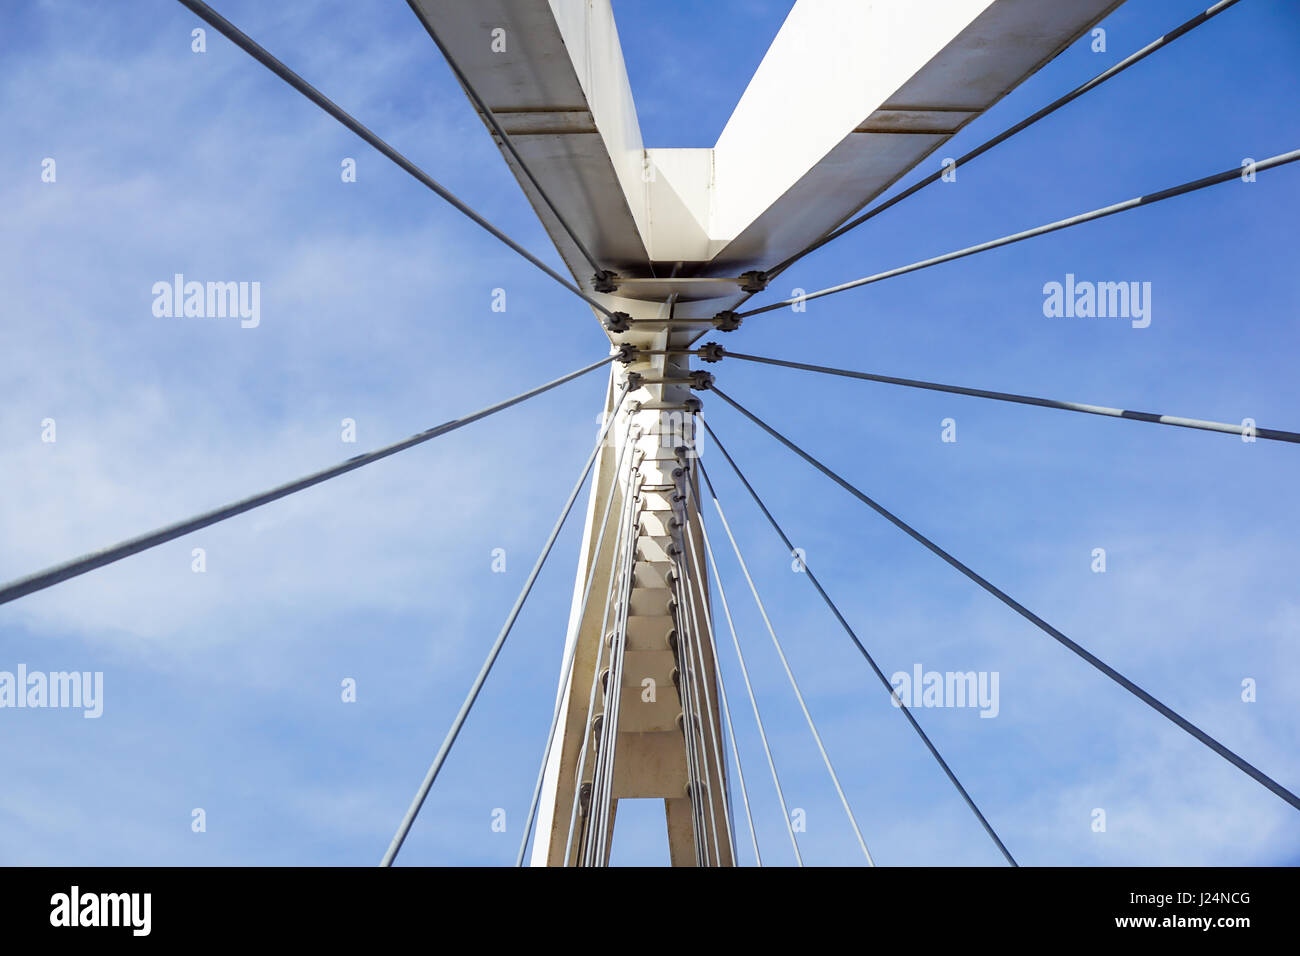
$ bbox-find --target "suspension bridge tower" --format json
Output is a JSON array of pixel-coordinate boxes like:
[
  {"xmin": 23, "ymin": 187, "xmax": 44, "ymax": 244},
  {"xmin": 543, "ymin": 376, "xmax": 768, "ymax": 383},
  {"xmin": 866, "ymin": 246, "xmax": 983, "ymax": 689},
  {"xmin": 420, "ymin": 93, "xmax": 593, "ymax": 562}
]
[{"xmin": 407, "ymin": 0, "xmax": 1123, "ymax": 865}]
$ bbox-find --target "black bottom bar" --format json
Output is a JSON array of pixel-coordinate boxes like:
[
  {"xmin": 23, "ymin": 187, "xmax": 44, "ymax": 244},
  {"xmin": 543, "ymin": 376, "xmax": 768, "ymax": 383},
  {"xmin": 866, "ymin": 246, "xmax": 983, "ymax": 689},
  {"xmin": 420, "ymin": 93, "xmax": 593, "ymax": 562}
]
[{"xmin": 1, "ymin": 865, "xmax": 1287, "ymax": 941}]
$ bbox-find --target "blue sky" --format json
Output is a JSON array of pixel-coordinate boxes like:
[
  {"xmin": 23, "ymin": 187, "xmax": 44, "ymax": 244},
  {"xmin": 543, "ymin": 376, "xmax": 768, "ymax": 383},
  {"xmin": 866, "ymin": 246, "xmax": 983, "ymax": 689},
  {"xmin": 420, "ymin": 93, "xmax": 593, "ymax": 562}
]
[{"xmin": 1, "ymin": 0, "xmax": 1297, "ymax": 866}]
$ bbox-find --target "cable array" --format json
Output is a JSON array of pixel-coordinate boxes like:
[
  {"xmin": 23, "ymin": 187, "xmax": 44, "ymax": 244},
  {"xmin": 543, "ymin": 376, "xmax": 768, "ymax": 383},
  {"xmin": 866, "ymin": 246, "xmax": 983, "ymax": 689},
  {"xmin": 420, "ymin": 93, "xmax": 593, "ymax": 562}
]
[{"xmin": 5, "ymin": 0, "xmax": 1286, "ymax": 867}]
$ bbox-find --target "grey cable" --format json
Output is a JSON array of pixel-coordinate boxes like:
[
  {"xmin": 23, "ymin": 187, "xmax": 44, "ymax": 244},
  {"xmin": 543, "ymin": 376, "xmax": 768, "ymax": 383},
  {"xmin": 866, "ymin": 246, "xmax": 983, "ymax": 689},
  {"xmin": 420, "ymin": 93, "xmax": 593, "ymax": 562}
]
[
  {"xmin": 671, "ymin": 533, "xmax": 727, "ymax": 864},
  {"xmin": 697, "ymin": 415, "xmax": 1017, "ymax": 866},
  {"xmin": 574, "ymin": 476, "xmax": 635, "ymax": 864},
  {"xmin": 595, "ymin": 506, "xmax": 636, "ymax": 864},
  {"xmin": 686, "ymin": 517, "xmax": 759, "ymax": 865},
  {"xmin": 380, "ymin": 383, "xmax": 630, "ymax": 866},
  {"xmin": 0, "ymin": 356, "xmax": 614, "ymax": 607},
  {"xmin": 739, "ymin": 149, "xmax": 1300, "ymax": 318},
  {"xmin": 675, "ymin": 564, "xmax": 712, "ymax": 865},
  {"xmin": 675, "ymin": 473, "xmax": 740, "ymax": 864},
  {"xmin": 174, "ymin": 0, "xmax": 616, "ymax": 319},
  {"xmin": 698, "ymin": 460, "xmax": 876, "ymax": 865},
  {"xmin": 711, "ymin": 385, "xmax": 1300, "ymax": 814},
  {"xmin": 515, "ymin": 417, "xmax": 635, "ymax": 866},
  {"xmin": 697, "ymin": 482, "xmax": 803, "ymax": 865},
  {"xmin": 723, "ymin": 351, "xmax": 1299, "ymax": 444},
  {"xmin": 586, "ymin": 472, "xmax": 639, "ymax": 865},
  {"xmin": 678, "ymin": 514, "xmax": 745, "ymax": 865},
  {"xmin": 670, "ymin": 556, "xmax": 708, "ymax": 863},
  {"xmin": 403, "ymin": 0, "xmax": 604, "ymax": 276},
  {"xmin": 563, "ymin": 461, "xmax": 641, "ymax": 863}
]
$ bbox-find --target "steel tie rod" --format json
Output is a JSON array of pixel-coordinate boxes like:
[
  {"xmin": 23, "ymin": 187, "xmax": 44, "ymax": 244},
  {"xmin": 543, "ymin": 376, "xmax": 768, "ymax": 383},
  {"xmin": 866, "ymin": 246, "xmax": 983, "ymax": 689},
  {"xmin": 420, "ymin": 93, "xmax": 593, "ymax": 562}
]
[
  {"xmin": 562, "ymin": 463, "xmax": 641, "ymax": 864},
  {"xmin": 721, "ymin": 351, "xmax": 1300, "ymax": 444},
  {"xmin": 697, "ymin": 415, "xmax": 1017, "ymax": 866},
  {"xmin": 675, "ymin": 511, "xmax": 739, "ymax": 865},
  {"xmin": 586, "ymin": 463, "xmax": 638, "ymax": 866},
  {"xmin": 669, "ymin": 525, "xmax": 728, "ymax": 864},
  {"xmin": 515, "ymin": 417, "xmax": 636, "ymax": 866},
  {"xmin": 711, "ymin": 385, "xmax": 1300, "ymax": 814},
  {"xmin": 685, "ymin": 518, "xmax": 761, "ymax": 866},
  {"xmin": 0, "ymin": 356, "xmax": 614, "ymax": 608},
  {"xmin": 380, "ymin": 382, "xmax": 632, "ymax": 866},
  {"xmin": 696, "ymin": 495, "xmax": 803, "ymax": 865},
  {"xmin": 174, "ymin": 0, "xmax": 616, "ymax": 319},
  {"xmin": 738, "ymin": 149, "xmax": 1300, "ymax": 318},
  {"xmin": 698, "ymin": 460, "xmax": 876, "ymax": 865}
]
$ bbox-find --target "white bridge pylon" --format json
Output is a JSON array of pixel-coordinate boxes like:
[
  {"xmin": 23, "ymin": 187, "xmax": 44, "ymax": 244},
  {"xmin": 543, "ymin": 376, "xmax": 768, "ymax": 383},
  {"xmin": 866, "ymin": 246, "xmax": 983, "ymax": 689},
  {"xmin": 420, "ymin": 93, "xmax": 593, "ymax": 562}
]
[{"xmin": 410, "ymin": 0, "xmax": 1122, "ymax": 865}]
